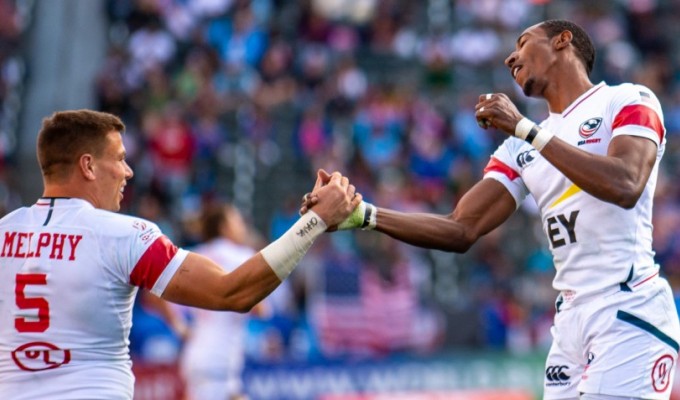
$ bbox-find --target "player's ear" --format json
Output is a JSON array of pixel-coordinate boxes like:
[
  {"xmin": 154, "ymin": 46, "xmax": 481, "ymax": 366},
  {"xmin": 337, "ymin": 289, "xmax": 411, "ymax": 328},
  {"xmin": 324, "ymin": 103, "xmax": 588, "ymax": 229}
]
[
  {"xmin": 554, "ymin": 30, "xmax": 572, "ymax": 51},
  {"xmin": 78, "ymin": 154, "xmax": 96, "ymax": 181}
]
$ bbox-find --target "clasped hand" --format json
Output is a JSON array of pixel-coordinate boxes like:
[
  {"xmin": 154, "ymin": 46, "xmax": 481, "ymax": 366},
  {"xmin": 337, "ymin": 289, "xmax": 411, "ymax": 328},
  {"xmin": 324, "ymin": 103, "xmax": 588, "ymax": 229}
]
[{"xmin": 303, "ymin": 169, "xmax": 362, "ymax": 231}]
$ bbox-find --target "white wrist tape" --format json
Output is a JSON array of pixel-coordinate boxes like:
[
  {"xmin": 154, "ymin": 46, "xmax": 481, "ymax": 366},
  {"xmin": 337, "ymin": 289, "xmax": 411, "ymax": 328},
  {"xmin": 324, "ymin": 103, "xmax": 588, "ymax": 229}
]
[
  {"xmin": 530, "ymin": 127, "xmax": 554, "ymax": 151},
  {"xmin": 514, "ymin": 117, "xmax": 554, "ymax": 151},
  {"xmin": 260, "ymin": 210, "xmax": 326, "ymax": 280},
  {"xmin": 337, "ymin": 201, "xmax": 377, "ymax": 231},
  {"xmin": 514, "ymin": 117, "xmax": 535, "ymax": 140}
]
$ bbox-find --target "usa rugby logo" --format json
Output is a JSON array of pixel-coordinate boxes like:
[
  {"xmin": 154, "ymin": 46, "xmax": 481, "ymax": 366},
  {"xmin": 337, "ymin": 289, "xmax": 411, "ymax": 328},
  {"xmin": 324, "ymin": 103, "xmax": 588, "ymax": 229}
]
[{"xmin": 579, "ymin": 118, "xmax": 602, "ymax": 138}]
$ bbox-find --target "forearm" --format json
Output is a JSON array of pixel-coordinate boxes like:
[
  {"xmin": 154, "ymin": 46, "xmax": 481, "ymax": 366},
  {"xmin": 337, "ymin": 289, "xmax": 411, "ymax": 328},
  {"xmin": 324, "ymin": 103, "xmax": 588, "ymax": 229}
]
[
  {"xmin": 539, "ymin": 135, "xmax": 655, "ymax": 208},
  {"xmin": 162, "ymin": 253, "xmax": 281, "ymax": 312},
  {"xmin": 348, "ymin": 179, "xmax": 516, "ymax": 253},
  {"xmin": 214, "ymin": 255, "xmax": 284, "ymax": 312},
  {"xmin": 541, "ymin": 141, "xmax": 628, "ymax": 200},
  {"xmin": 163, "ymin": 211, "xmax": 326, "ymax": 312},
  {"xmin": 375, "ymin": 208, "xmax": 473, "ymax": 252}
]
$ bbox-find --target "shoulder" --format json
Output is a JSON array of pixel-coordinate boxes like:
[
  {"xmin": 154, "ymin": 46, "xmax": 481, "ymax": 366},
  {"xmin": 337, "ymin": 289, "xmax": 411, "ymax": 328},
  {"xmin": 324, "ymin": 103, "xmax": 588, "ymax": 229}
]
[
  {"xmin": 85, "ymin": 209, "xmax": 162, "ymax": 239},
  {"xmin": 605, "ymin": 82, "xmax": 661, "ymax": 109},
  {"xmin": 0, "ymin": 207, "xmax": 27, "ymax": 224},
  {"xmin": 608, "ymin": 82, "xmax": 655, "ymax": 95}
]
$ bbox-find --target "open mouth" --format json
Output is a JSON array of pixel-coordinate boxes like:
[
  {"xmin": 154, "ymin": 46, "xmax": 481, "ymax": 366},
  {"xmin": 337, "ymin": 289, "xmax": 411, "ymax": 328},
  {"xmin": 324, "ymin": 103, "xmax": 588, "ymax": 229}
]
[{"xmin": 512, "ymin": 66, "xmax": 522, "ymax": 79}]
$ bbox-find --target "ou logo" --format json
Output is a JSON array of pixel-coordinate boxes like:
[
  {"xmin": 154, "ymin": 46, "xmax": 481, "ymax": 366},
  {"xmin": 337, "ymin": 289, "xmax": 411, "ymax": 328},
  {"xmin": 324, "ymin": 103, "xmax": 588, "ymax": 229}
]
[
  {"xmin": 652, "ymin": 354, "xmax": 674, "ymax": 393},
  {"xmin": 12, "ymin": 341, "xmax": 71, "ymax": 371}
]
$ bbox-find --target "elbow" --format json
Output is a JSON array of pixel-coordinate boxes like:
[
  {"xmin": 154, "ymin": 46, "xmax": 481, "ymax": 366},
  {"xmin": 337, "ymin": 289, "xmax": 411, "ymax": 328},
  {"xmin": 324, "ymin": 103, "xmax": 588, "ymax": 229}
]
[
  {"xmin": 455, "ymin": 235, "xmax": 477, "ymax": 253},
  {"xmin": 232, "ymin": 304, "xmax": 254, "ymax": 314},
  {"xmin": 430, "ymin": 218, "xmax": 480, "ymax": 253},
  {"xmin": 216, "ymin": 294, "xmax": 258, "ymax": 313},
  {"xmin": 228, "ymin": 297, "xmax": 258, "ymax": 313},
  {"xmin": 615, "ymin": 197, "xmax": 639, "ymax": 210},
  {"xmin": 610, "ymin": 184, "xmax": 643, "ymax": 209},
  {"xmin": 440, "ymin": 229, "xmax": 478, "ymax": 253},
  {"xmin": 219, "ymin": 301, "xmax": 254, "ymax": 314}
]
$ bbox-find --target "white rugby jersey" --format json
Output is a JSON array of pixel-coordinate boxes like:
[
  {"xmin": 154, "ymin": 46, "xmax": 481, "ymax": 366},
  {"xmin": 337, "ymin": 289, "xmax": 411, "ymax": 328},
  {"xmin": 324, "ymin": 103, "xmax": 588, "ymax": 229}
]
[
  {"xmin": 0, "ymin": 198, "xmax": 188, "ymax": 399},
  {"xmin": 484, "ymin": 82, "xmax": 666, "ymax": 304}
]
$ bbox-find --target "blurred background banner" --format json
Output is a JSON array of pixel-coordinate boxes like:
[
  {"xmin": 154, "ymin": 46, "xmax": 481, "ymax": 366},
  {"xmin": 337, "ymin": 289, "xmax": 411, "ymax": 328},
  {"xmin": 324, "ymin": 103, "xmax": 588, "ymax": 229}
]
[
  {"xmin": 319, "ymin": 392, "xmax": 534, "ymax": 400},
  {"xmin": 4, "ymin": 0, "xmax": 680, "ymax": 399},
  {"xmin": 242, "ymin": 351, "xmax": 545, "ymax": 400}
]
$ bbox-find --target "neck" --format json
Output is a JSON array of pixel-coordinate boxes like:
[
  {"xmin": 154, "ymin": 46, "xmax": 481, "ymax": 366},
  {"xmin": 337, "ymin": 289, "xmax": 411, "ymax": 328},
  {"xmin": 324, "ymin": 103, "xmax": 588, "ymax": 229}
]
[
  {"xmin": 43, "ymin": 182, "xmax": 95, "ymax": 207},
  {"xmin": 544, "ymin": 73, "xmax": 594, "ymax": 114}
]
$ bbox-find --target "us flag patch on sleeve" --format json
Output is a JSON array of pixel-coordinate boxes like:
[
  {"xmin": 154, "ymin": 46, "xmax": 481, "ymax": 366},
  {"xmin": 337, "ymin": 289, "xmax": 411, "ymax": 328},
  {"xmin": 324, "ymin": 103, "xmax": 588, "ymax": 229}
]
[{"xmin": 640, "ymin": 91, "xmax": 655, "ymax": 105}]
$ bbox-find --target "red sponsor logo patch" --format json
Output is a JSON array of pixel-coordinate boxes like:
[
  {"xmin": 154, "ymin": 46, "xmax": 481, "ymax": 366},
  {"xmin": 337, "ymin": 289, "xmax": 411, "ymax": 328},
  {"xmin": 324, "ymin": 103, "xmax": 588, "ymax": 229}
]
[
  {"xmin": 652, "ymin": 354, "xmax": 674, "ymax": 392},
  {"xmin": 12, "ymin": 341, "xmax": 71, "ymax": 371}
]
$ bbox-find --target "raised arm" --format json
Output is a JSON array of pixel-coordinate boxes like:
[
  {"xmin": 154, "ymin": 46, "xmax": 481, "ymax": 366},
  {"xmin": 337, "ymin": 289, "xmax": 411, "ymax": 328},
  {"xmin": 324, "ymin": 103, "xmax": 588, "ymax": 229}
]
[
  {"xmin": 476, "ymin": 93, "xmax": 658, "ymax": 209},
  {"xmin": 536, "ymin": 135, "xmax": 656, "ymax": 208}
]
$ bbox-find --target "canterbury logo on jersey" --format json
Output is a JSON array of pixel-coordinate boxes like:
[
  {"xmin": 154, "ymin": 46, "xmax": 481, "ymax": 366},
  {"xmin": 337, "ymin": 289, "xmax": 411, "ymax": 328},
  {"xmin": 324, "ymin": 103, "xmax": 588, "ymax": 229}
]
[
  {"xmin": 545, "ymin": 365, "xmax": 571, "ymax": 386},
  {"xmin": 516, "ymin": 149, "xmax": 537, "ymax": 168}
]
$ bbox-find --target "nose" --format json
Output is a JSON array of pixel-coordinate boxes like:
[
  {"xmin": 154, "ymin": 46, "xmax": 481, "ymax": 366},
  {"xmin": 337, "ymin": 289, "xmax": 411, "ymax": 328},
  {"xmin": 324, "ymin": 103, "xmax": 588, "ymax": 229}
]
[
  {"xmin": 125, "ymin": 161, "xmax": 134, "ymax": 179},
  {"xmin": 504, "ymin": 51, "xmax": 517, "ymax": 69}
]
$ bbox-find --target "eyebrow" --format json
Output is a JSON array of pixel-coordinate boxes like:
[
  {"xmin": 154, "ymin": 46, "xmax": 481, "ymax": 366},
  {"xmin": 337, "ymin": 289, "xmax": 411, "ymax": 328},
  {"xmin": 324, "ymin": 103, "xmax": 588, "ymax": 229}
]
[{"xmin": 516, "ymin": 33, "xmax": 528, "ymax": 46}]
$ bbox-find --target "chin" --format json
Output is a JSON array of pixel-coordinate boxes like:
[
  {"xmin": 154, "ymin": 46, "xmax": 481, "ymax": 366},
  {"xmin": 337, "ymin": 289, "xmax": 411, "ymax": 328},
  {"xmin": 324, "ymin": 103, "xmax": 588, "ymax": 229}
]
[
  {"xmin": 522, "ymin": 79, "xmax": 534, "ymax": 97},
  {"xmin": 105, "ymin": 202, "xmax": 121, "ymax": 212}
]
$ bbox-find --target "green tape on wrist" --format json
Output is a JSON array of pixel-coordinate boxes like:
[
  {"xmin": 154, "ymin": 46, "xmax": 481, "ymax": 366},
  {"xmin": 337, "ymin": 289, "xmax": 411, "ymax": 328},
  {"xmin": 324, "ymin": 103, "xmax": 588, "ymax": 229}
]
[{"xmin": 337, "ymin": 201, "xmax": 366, "ymax": 230}]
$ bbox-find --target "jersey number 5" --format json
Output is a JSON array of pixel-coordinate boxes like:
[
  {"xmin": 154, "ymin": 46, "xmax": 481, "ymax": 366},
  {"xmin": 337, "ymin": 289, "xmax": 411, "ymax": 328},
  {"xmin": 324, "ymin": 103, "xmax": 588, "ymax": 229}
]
[{"xmin": 15, "ymin": 273, "xmax": 49, "ymax": 332}]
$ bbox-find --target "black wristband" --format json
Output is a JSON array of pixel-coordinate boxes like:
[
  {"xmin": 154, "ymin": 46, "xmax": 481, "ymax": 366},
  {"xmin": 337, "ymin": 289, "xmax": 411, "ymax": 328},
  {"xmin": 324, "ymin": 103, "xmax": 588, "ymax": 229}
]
[
  {"xmin": 525, "ymin": 125, "xmax": 541, "ymax": 144},
  {"xmin": 361, "ymin": 203, "xmax": 373, "ymax": 228}
]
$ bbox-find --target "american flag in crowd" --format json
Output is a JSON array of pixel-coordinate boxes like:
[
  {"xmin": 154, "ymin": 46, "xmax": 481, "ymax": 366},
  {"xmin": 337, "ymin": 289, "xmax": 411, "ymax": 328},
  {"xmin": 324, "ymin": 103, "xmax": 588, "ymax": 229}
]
[{"xmin": 308, "ymin": 253, "xmax": 422, "ymax": 357}]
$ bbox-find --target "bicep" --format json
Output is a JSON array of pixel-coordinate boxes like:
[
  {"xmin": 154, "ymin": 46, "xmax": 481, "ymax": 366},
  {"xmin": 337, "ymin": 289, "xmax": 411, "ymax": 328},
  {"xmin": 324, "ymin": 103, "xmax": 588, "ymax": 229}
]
[
  {"xmin": 160, "ymin": 252, "xmax": 229, "ymax": 309},
  {"xmin": 608, "ymin": 135, "xmax": 658, "ymax": 187}
]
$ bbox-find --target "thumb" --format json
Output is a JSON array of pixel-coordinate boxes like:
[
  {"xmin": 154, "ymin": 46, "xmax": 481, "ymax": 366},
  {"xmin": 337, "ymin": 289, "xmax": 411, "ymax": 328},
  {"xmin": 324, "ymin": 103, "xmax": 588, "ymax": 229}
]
[{"xmin": 314, "ymin": 169, "xmax": 332, "ymax": 191}]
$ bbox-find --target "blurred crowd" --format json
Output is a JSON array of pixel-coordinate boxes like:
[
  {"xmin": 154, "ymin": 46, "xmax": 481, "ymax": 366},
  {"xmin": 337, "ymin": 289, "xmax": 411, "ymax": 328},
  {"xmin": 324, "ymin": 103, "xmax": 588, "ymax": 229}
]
[
  {"xmin": 0, "ymin": 0, "xmax": 26, "ymax": 216},
  {"xmin": 6, "ymin": 0, "xmax": 680, "ymax": 367}
]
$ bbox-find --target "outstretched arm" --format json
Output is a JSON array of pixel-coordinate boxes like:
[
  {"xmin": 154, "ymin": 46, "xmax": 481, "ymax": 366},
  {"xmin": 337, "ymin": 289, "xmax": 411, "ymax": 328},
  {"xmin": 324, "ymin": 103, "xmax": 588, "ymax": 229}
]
[
  {"xmin": 375, "ymin": 178, "xmax": 516, "ymax": 252},
  {"xmin": 161, "ymin": 171, "xmax": 362, "ymax": 311},
  {"xmin": 161, "ymin": 252, "xmax": 283, "ymax": 312},
  {"xmin": 302, "ymin": 172, "xmax": 517, "ymax": 253}
]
